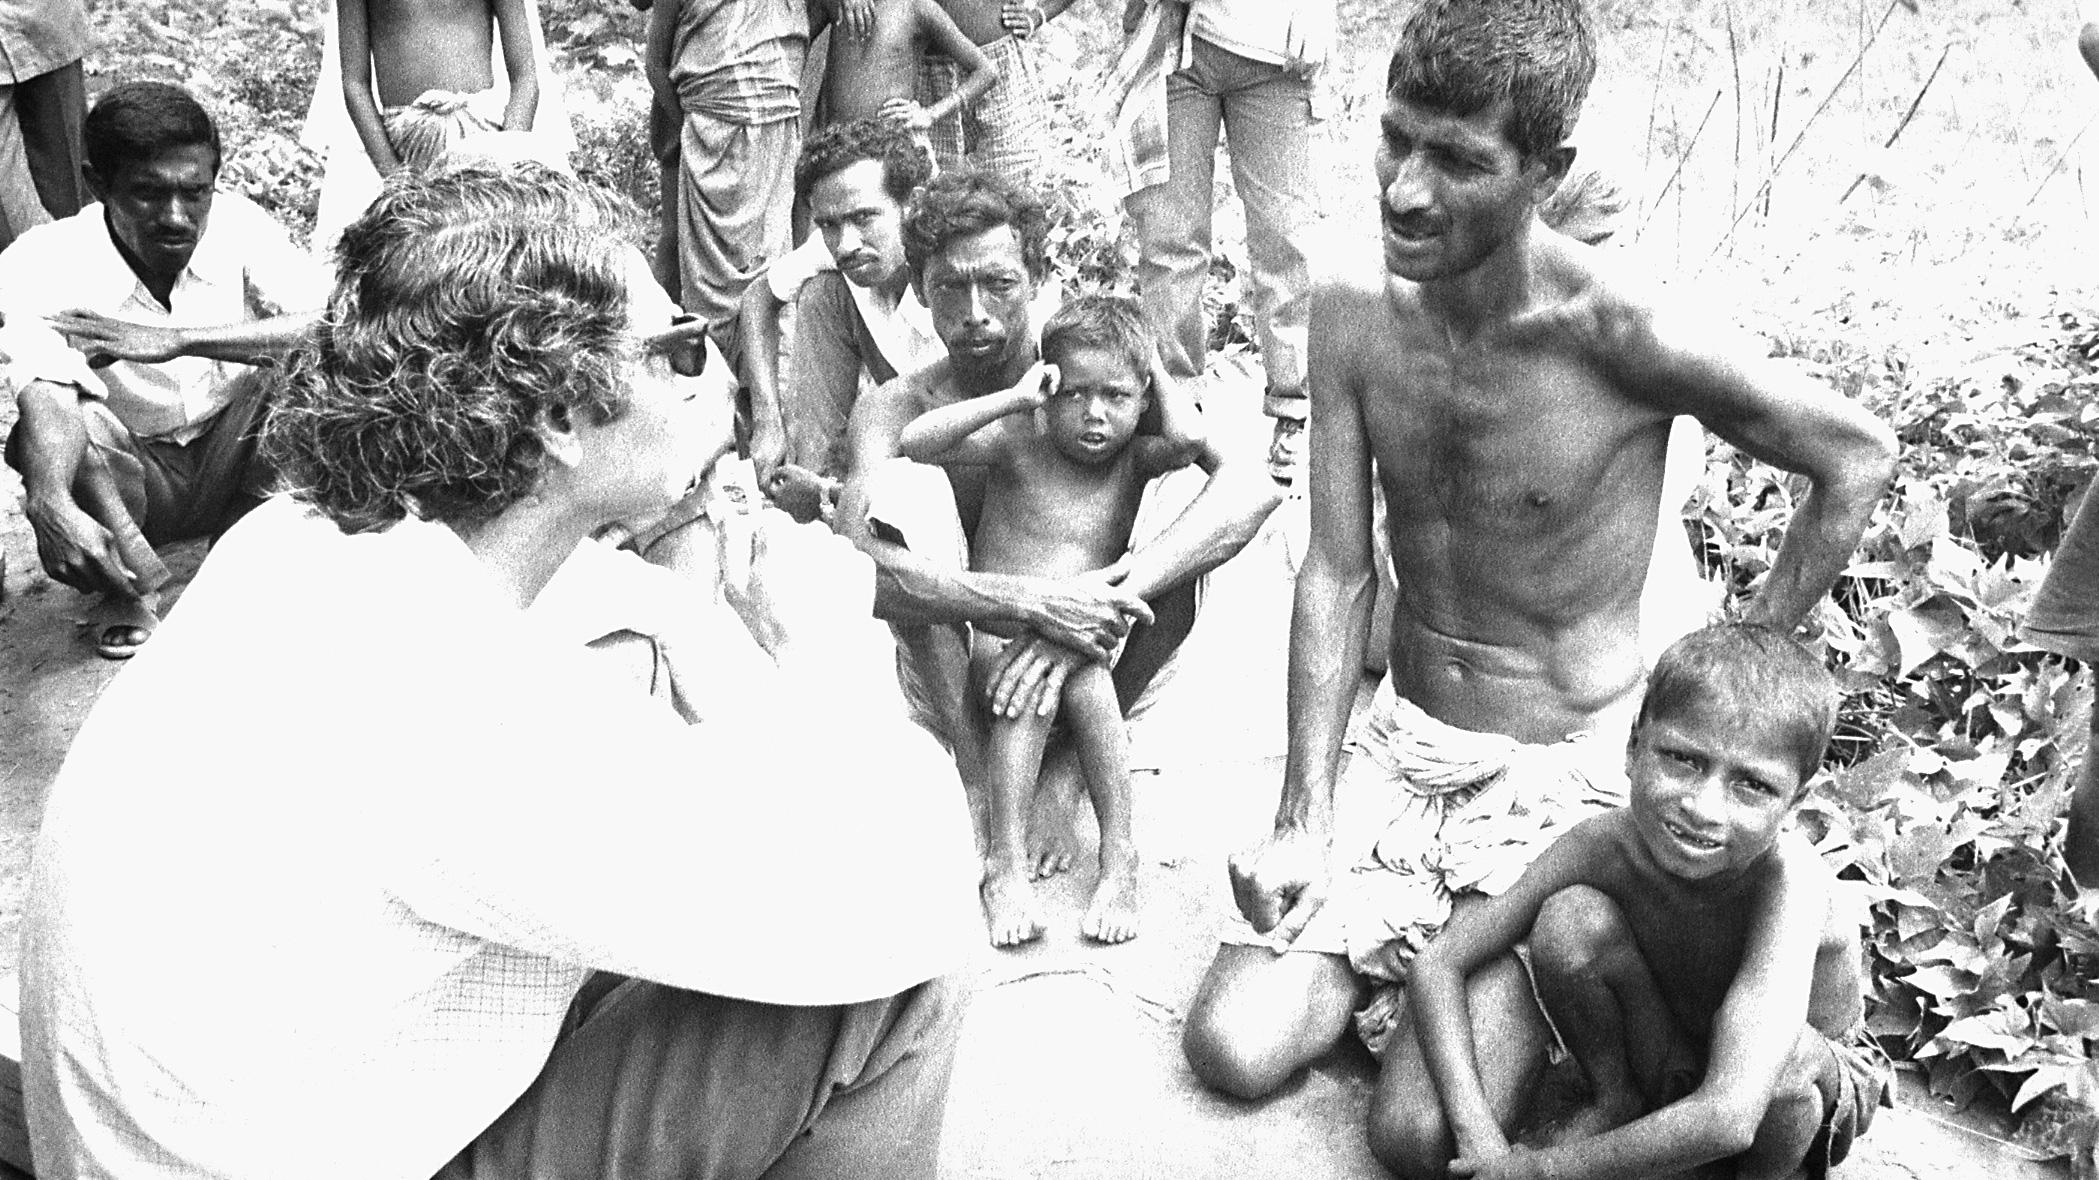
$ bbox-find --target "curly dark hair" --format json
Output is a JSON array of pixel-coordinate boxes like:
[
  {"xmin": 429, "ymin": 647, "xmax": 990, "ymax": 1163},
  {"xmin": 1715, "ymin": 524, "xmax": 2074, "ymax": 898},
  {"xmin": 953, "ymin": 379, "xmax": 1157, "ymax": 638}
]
[
  {"xmin": 261, "ymin": 164, "xmax": 636, "ymax": 534},
  {"xmin": 1386, "ymin": 0, "xmax": 1595, "ymax": 160},
  {"xmin": 793, "ymin": 118, "xmax": 933, "ymax": 209},
  {"xmin": 902, "ymin": 167, "xmax": 1050, "ymax": 288}
]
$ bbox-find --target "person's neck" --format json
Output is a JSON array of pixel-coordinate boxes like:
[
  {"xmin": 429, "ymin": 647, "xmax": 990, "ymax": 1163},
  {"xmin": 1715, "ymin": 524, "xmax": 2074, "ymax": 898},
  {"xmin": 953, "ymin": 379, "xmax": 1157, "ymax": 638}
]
[
  {"xmin": 1408, "ymin": 223, "xmax": 1544, "ymax": 347},
  {"xmin": 103, "ymin": 210, "xmax": 181, "ymax": 310},
  {"xmin": 448, "ymin": 501, "xmax": 590, "ymax": 611},
  {"xmin": 870, "ymin": 268, "xmax": 911, "ymax": 312},
  {"xmin": 950, "ymin": 344, "xmax": 1036, "ymax": 397}
]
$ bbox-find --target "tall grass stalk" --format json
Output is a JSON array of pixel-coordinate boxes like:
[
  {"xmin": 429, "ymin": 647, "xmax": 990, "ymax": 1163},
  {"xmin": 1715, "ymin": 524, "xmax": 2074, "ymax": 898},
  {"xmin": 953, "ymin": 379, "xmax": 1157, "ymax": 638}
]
[{"xmin": 1707, "ymin": 0, "xmax": 1909, "ymax": 264}]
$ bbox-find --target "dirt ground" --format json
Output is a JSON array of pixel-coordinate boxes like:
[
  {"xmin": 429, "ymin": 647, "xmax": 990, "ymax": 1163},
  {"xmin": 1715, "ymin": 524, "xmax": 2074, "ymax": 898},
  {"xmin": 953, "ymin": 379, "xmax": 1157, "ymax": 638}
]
[{"xmin": 0, "ymin": 393, "xmax": 2073, "ymax": 1178}]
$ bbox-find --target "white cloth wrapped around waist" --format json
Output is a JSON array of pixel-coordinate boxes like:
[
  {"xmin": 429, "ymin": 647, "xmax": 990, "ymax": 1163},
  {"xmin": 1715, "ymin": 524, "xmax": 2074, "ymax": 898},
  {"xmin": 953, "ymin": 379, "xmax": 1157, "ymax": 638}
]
[{"xmin": 1336, "ymin": 680, "xmax": 1629, "ymax": 984}]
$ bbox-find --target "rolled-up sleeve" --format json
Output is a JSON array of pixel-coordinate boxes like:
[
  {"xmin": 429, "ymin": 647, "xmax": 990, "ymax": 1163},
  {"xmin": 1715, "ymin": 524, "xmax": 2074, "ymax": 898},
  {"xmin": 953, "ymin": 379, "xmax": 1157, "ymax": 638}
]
[{"xmin": 0, "ymin": 230, "xmax": 103, "ymax": 399}]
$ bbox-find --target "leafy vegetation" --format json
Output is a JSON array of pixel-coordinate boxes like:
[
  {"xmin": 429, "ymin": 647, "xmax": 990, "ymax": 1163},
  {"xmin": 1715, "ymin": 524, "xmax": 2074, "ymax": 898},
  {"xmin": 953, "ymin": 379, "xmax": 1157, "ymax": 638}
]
[{"xmin": 91, "ymin": 0, "xmax": 2099, "ymax": 1163}]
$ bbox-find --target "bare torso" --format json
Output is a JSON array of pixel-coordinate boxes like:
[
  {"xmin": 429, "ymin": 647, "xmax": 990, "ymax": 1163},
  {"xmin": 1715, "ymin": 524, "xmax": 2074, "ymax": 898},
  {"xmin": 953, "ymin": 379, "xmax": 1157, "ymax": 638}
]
[
  {"xmin": 1591, "ymin": 815, "xmax": 1865, "ymax": 1042},
  {"xmin": 362, "ymin": 0, "xmax": 498, "ymax": 106},
  {"xmin": 824, "ymin": 0, "xmax": 936, "ymax": 119},
  {"xmin": 930, "ymin": 0, "xmax": 1006, "ymax": 45},
  {"xmin": 971, "ymin": 442, "xmax": 1146, "ymax": 579},
  {"xmin": 1326, "ymin": 239, "xmax": 1680, "ymax": 744}
]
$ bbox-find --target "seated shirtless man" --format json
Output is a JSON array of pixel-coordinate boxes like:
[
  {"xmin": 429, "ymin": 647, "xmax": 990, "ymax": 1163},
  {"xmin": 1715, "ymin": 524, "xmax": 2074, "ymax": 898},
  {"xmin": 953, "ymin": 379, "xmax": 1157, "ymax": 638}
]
[
  {"xmin": 1179, "ymin": 0, "xmax": 1897, "ymax": 1127},
  {"xmin": 839, "ymin": 168, "xmax": 1282, "ymax": 878},
  {"xmin": 900, "ymin": 294, "xmax": 1206, "ymax": 946}
]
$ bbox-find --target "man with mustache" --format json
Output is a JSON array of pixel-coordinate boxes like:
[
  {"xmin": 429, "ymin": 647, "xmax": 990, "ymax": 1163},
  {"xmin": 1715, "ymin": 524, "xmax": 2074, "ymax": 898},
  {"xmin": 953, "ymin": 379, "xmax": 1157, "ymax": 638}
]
[
  {"xmin": 1180, "ymin": 0, "xmax": 1897, "ymax": 1125},
  {"xmin": 739, "ymin": 118, "xmax": 950, "ymax": 521},
  {"xmin": 1, "ymin": 81, "xmax": 325, "ymax": 658},
  {"xmin": 838, "ymin": 168, "xmax": 1281, "ymax": 889}
]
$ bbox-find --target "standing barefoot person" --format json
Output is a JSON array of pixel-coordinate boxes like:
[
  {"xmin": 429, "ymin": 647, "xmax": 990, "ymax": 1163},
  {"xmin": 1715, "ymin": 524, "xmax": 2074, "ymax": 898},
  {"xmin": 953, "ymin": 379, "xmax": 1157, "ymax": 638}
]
[
  {"xmin": 900, "ymin": 295, "xmax": 1207, "ymax": 946},
  {"xmin": 1180, "ymin": 0, "xmax": 1895, "ymax": 1128}
]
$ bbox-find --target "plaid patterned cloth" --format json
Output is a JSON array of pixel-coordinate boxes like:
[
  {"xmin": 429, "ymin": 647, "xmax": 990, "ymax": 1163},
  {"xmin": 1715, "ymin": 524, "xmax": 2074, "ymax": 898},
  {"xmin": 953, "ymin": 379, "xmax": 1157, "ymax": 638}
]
[
  {"xmin": 1107, "ymin": 0, "xmax": 1186, "ymax": 200},
  {"xmin": 918, "ymin": 35, "xmax": 1051, "ymax": 182}
]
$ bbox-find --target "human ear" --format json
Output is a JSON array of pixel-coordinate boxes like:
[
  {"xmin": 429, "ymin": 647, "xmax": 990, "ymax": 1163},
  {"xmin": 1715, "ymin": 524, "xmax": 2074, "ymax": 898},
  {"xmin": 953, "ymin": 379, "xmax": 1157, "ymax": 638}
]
[
  {"xmin": 1528, "ymin": 145, "xmax": 1576, "ymax": 203},
  {"xmin": 533, "ymin": 403, "xmax": 584, "ymax": 470},
  {"xmin": 82, "ymin": 164, "xmax": 107, "ymax": 205}
]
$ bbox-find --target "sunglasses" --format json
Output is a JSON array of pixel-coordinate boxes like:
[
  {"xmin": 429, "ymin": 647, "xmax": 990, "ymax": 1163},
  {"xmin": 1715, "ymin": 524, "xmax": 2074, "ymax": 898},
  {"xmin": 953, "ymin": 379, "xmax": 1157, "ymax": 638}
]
[{"xmin": 641, "ymin": 313, "xmax": 710, "ymax": 378}]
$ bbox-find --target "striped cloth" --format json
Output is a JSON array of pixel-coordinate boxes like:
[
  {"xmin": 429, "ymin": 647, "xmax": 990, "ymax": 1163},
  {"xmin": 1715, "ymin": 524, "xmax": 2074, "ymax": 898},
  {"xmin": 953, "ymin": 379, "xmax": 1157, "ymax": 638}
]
[{"xmin": 1106, "ymin": 0, "xmax": 1186, "ymax": 200}]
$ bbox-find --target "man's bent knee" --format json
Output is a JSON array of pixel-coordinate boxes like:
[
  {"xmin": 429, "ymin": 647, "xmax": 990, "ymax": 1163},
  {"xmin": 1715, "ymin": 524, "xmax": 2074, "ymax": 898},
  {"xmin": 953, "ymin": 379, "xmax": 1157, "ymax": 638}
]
[{"xmin": 1181, "ymin": 945, "xmax": 1357, "ymax": 1100}]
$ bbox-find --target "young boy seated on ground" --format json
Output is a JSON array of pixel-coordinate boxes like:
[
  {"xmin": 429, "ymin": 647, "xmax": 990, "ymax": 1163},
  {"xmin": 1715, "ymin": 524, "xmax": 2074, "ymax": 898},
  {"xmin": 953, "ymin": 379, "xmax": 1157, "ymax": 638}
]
[
  {"xmin": 337, "ymin": 0, "xmax": 541, "ymax": 176},
  {"xmin": 817, "ymin": 0, "xmax": 996, "ymax": 147},
  {"xmin": 1378, "ymin": 624, "xmax": 1889, "ymax": 1180},
  {"xmin": 897, "ymin": 294, "xmax": 1203, "ymax": 947}
]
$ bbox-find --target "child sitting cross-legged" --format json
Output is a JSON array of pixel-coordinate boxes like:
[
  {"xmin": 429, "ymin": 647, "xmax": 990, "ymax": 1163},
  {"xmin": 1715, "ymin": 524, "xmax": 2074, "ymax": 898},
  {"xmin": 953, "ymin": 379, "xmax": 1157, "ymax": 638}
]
[
  {"xmin": 898, "ymin": 294, "xmax": 1205, "ymax": 947},
  {"xmin": 1377, "ymin": 623, "xmax": 1890, "ymax": 1180}
]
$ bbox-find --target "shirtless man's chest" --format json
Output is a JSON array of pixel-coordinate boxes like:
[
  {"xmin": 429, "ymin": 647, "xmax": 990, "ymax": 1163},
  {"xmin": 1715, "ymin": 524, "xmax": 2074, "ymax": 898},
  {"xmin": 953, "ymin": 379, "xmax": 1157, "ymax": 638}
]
[{"xmin": 1336, "ymin": 277, "xmax": 1676, "ymax": 738}]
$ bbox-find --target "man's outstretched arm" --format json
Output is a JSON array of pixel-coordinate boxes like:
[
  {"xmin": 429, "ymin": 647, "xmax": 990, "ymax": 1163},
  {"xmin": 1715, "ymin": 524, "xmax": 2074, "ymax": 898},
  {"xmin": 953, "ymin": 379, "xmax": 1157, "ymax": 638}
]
[
  {"xmin": 1229, "ymin": 287, "xmax": 1375, "ymax": 941},
  {"xmin": 1616, "ymin": 297, "xmax": 1896, "ymax": 632},
  {"xmin": 47, "ymin": 310, "xmax": 317, "ymax": 368}
]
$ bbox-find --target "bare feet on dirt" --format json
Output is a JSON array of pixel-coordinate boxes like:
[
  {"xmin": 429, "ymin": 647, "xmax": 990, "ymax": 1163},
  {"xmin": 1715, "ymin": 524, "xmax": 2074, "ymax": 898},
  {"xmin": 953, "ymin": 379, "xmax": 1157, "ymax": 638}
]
[
  {"xmin": 982, "ymin": 863, "xmax": 1045, "ymax": 947},
  {"xmin": 1026, "ymin": 778, "xmax": 1087, "ymax": 879},
  {"xmin": 1080, "ymin": 848, "xmax": 1141, "ymax": 943}
]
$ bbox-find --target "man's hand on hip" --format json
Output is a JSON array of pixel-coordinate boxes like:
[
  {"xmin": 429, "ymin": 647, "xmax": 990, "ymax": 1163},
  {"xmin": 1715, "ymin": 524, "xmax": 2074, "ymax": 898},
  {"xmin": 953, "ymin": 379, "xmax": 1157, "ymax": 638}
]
[{"xmin": 1227, "ymin": 825, "xmax": 1333, "ymax": 943}]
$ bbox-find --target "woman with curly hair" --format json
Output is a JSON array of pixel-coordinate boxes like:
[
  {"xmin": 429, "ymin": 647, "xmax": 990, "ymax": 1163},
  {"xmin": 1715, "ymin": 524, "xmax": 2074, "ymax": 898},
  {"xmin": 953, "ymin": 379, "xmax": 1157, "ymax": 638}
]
[{"xmin": 21, "ymin": 162, "xmax": 980, "ymax": 1180}]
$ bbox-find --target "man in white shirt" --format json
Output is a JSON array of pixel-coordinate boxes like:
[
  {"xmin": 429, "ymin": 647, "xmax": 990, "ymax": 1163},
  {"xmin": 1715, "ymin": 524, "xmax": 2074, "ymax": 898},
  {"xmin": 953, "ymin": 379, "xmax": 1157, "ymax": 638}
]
[
  {"xmin": 1, "ymin": 81, "xmax": 326, "ymax": 657},
  {"xmin": 23, "ymin": 162, "xmax": 980, "ymax": 1180}
]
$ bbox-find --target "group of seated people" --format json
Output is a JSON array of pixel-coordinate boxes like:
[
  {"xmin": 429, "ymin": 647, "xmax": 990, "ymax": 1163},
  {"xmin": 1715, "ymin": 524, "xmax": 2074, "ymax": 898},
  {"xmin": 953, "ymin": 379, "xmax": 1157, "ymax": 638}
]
[{"xmin": 9, "ymin": 0, "xmax": 2098, "ymax": 1178}]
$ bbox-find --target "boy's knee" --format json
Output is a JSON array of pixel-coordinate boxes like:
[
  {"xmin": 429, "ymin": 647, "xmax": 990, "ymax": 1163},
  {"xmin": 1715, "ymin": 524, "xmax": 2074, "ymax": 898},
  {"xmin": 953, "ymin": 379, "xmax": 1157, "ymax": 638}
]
[
  {"xmin": 1365, "ymin": 1095, "xmax": 1452, "ymax": 1180},
  {"xmin": 1529, "ymin": 884, "xmax": 1631, "ymax": 977}
]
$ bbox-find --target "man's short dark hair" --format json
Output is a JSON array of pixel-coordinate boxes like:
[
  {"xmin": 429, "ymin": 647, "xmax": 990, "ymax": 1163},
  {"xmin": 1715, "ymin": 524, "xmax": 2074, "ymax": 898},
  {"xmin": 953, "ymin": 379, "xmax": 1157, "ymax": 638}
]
[
  {"xmin": 263, "ymin": 164, "xmax": 635, "ymax": 535},
  {"xmin": 1385, "ymin": 0, "xmax": 1595, "ymax": 160},
  {"xmin": 84, "ymin": 81, "xmax": 222, "ymax": 179},
  {"xmin": 794, "ymin": 118, "xmax": 933, "ymax": 209},
  {"xmin": 902, "ymin": 168, "xmax": 1051, "ymax": 286},
  {"xmin": 1637, "ymin": 624, "xmax": 1839, "ymax": 786},
  {"xmin": 1041, "ymin": 294, "xmax": 1157, "ymax": 386}
]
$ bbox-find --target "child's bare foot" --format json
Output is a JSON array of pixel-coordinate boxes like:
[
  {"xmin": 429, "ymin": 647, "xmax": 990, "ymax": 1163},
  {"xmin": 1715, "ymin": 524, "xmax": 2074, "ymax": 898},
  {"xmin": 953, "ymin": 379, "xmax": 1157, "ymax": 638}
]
[
  {"xmin": 1026, "ymin": 778, "xmax": 1086, "ymax": 879},
  {"xmin": 1080, "ymin": 851, "xmax": 1141, "ymax": 943},
  {"xmin": 981, "ymin": 865, "xmax": 1044, "ymax": 947}
]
